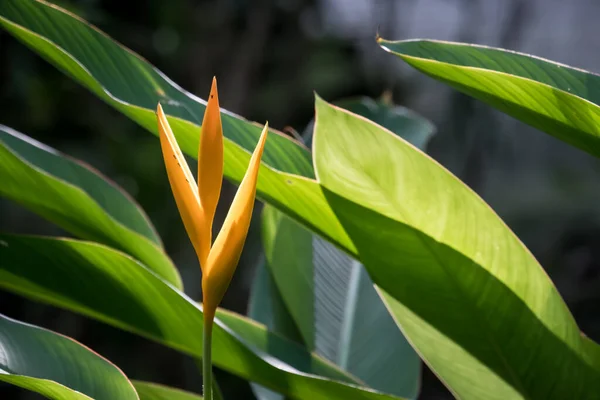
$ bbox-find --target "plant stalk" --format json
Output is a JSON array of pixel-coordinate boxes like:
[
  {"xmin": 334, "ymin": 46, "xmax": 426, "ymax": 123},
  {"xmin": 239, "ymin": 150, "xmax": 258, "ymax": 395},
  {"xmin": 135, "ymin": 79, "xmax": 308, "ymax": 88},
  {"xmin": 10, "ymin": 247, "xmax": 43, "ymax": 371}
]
[{"xmin": 203, "ymin": 314, "xmax": 214, "ymax": 400}]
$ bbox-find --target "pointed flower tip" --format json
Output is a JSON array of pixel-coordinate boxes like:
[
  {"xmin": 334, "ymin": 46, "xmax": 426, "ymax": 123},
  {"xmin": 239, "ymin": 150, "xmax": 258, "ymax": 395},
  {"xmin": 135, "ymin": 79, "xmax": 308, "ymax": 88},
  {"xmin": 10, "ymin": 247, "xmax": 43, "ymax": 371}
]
[
  {"xmin": 156, "ymin": 103, "xmax": 167, "ymax": 131},
  {"xmin": 257, "ymin": 122, "xmax": 269, "ymax": 153},
  {"xmin": 156, "ymin": 103, "xmax": 167, "ymax": 123},
  {"xmin": 247, "ymin": 122, "xmax": 268, "ymax": 169},
  {"xmin": 209, "ymin": 77, "xmax": 218, "ymax": 101},
  {"xmin": 198, "ymin": 72, "xmax": 224, "ymax": 246}
]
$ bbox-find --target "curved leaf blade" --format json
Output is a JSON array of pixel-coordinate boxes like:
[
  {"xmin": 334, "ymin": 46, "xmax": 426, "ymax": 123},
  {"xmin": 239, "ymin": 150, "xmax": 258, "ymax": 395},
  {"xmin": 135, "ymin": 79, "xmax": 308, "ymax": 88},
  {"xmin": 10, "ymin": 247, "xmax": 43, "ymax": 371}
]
[
  {"xmin": 0, "ymin": 0, "xmax": 356, "ymax": 261},
  {"xmin": 0, "ymin": 313, "xmax": 138, "ymax": 400},
  {"xmin": 0, "ymin": 125, "xmax": 181, "ymax": 289},
  {"xmin": 0, "ymin": 0, "xmax": 311, "ymax": 177},
  {"xmin": 313, "ymin": 97, "xmax": 600, "ymax": 399},
  {"xmin": 378, "ymin": 38, "xmax": 600, "ymax": 157},
  {"xmin": 0, "ymin": 234, "xmax": 405, "ymax": 400}
]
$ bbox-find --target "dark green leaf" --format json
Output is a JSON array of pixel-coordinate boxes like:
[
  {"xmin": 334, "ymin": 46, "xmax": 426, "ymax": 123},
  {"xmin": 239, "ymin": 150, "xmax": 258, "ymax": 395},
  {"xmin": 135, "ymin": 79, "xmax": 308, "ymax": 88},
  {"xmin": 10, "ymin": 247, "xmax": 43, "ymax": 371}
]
[{"xmin": 0, "ymin": 313, "xmax": 138, "ymax": 400}]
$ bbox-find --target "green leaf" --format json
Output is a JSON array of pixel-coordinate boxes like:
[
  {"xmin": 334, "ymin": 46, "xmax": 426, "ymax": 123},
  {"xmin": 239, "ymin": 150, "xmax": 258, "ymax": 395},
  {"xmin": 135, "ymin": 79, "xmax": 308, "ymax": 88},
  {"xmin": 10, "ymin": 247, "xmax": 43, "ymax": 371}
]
[
  {"xmin": 249, "ymin": 96, "xmax": 432, "ymax": 399},
  {"xmin": 378, "ymin": 38, "xmax": 600, "ymax": 157},
  {"xmin": 248, "ymin": 257, "xmax": 304, "ymax": 344},
  {"xmin": 132, "ymin": 381, "xmax": 202, "ymax": 400},
  {"xmin": 260, "ymin": 206, "xmax": 315, "ymax": 348},
  {"xmin": 249, "ymin": 250, "xmax": 319, "ymax": 400},
  {"xmin": 303, "ymin": 97, "xmax": 435, "ymax": 150},
  {"xmin": 0, "ymin": 125, "xmax": 181, "ymax": 289},
  {"xmin": 313, "ymin": 97, "xmax": 600, "ymax": 399},
  {"xmin": 0, "ymin": 313, "xmax": 138, "ymax": 400},
  {"xmin": 0, "ymin": 0, "xmax": 357, "ymax": 264},
  {"xmin": 335, "ymin": 97, "xmax": 435, "ymax": 150},
  {"xmin": 258, "ymin": 207, "xmax": 421, "ymax": 399},
  {"xmin": 0, "ymin": 234, "xmax": 406, "ymax": 400}
]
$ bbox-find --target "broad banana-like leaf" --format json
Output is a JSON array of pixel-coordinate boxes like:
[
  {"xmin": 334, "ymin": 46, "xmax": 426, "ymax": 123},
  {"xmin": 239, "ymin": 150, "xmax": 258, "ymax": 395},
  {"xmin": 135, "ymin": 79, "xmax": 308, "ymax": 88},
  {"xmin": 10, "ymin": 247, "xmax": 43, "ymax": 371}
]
[
  {"xmin": 378, "ymin": 38, "xmax": 600, "ymax": 157},
  {"xmin": 0, "ymin": 233, "xmax": 405, "ymax": 400},
  {"xmin": 0, "ymin": 125, "xmax": 181, "ymax": 288},
  {"xmin": 0, "ymin": 313, "xmax": 138, "ymax": 400},
  {"xmin": 313, "ymin": 97, "xmax": 600, "ymax": 399}
]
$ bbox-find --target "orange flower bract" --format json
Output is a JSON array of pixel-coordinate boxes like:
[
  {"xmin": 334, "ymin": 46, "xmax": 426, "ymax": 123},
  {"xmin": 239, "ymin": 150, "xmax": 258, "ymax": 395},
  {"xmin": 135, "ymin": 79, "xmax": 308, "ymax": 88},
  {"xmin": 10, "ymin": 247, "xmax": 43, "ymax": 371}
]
[{"xmin": 156, "ymin": 77, "xmax": 268, "ymax": 323}]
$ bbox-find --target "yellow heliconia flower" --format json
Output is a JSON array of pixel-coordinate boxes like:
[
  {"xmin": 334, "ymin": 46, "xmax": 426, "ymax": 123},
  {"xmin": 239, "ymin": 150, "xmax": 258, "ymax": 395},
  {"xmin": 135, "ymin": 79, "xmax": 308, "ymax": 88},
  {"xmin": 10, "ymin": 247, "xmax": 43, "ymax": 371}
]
[{"xmin": 156, "ymin": 77, "xmax": 268, "ymax": 324}]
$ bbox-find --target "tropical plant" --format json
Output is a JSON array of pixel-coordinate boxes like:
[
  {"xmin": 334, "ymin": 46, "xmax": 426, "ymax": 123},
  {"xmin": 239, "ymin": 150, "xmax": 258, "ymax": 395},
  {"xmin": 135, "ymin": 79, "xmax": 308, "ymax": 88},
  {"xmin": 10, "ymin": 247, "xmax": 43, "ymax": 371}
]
[{"xmin": 0, "ymin": 1, "xmax": 599, "ymax": 399}]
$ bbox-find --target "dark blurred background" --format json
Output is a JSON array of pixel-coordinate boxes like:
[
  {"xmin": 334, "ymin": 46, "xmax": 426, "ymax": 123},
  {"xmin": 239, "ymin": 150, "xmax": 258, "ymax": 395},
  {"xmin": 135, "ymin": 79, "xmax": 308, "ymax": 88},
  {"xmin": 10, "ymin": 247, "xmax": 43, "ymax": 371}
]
[{"xmin": 1, "ymin": 0, "xmax": 599, "ymax": 399}]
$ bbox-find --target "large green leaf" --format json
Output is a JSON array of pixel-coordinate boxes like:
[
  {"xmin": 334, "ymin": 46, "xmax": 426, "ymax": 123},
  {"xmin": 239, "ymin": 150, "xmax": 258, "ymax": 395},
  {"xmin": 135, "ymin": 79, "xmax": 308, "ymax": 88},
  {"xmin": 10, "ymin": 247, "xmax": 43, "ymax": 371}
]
[
  {"xmin": 255, "ymin": 207, "xmax": 421, "ymax": 400},
  {"xmin": 0, "ymin": 125, "xmax": 181, "ymax": 289},
  {"xmin": 0, "ymin": 234, "xmax": 406, "ymax": 400},
  {"xmin": 0, "ymin": 0, "xmax": 356, "ymax": 262},
  {"xmin": 312, "ymin": 97, "xmax": 600, "ymax": 399},
  {"xmin": 250, "ymin": 99, "xmax": 433, "ymax": 399},
  {"xmin": 378, "ymin": 38, "xmax": 600, "ymax": 157},
  {"xmin": 132, "ymin": 381, "xmax": 202, "ymax": 400},
  {"xmin": 0, "ymin": 313, "xmax": 138, "ymax": 400}
]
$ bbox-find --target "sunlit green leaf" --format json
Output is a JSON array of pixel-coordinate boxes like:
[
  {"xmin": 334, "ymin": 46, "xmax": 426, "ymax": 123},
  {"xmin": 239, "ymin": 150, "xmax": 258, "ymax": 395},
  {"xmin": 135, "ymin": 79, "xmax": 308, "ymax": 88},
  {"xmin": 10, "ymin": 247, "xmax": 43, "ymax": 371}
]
[
  {"xmin": 0, "ymin": 125, "xmax": 181, "ymax": 289},
  {"xmin": 313, "ymin": 97, "xmax": 600, "ymax": 399},
  {"xmin": 378, "ymin": 38, "xmax": 600, "ymax": 157}
]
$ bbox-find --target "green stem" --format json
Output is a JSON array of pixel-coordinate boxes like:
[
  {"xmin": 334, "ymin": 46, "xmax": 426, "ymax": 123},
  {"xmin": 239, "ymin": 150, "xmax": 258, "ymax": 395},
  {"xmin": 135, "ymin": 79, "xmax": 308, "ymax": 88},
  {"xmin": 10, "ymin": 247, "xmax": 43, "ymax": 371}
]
[{"xmin": 203, "ymin": 316, "xmax": 213, "ymax": 400}]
